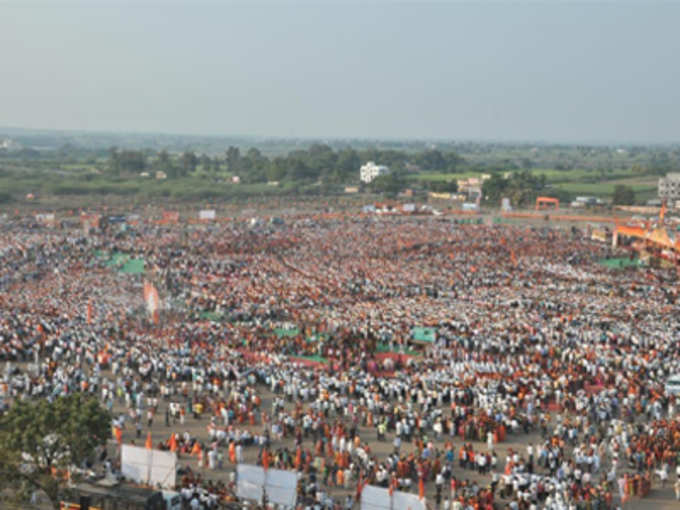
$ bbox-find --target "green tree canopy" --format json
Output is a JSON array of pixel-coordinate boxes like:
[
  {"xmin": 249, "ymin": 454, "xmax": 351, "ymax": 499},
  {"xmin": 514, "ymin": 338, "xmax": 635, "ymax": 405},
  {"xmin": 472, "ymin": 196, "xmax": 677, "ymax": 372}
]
[
  {"xmin": 0, "ymin": 394, "xmax": 111, "ymax": 505},
  {"xmin": 612, "ymin": 184, "xmax": 635, "ymax": 205}
]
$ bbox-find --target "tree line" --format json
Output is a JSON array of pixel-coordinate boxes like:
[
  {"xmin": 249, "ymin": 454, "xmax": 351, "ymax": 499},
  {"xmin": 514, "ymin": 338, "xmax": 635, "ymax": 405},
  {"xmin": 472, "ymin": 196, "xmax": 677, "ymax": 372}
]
[{"xmin": 107, "ymin": 144, "xmax": 465, "ymax": 184}]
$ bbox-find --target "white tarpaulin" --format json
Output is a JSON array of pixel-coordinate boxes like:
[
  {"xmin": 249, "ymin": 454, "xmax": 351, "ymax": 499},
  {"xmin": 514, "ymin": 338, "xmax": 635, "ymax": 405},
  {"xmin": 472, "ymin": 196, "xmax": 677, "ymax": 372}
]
[
  {"xmin": 236, "ymin": 464, "xmax": 297, "ymax": 507},
  {"xmin": 121, "ymin": 445, "xmax": 176, "ymax": 489},
  {"xmin": 265, "ymin": 468, "xmax": 298, "ymax": 507},
  {"xmin": 392, "ymin": 491, "xmax": 426, "ymax": 510},
  {"xmin": 360, "ymin": 485, "xmax": 425, "ymax": 510},
  {"xmin": 236, "ymin": 464, "xmax": 265, "ymax": 503},
  {"xmin": 199, "ymin": 209, "xmax": 216, "ymax": 220},
  {"xmin": 361, "ymin": 485, "xmax": 390, "ymax": 510}
]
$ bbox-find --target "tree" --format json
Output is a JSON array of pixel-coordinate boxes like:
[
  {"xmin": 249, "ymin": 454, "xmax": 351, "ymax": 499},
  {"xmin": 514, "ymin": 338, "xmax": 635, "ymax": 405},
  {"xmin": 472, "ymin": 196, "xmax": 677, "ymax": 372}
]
[
  {"xmin": 180, "ymin": 151, "xmax": 198, "ymax": 176},
  {"xmin": 612, "ymin": 185, "xmax": 635, "ymax": 205},
  {"xmin": 200, "ymin": 154, "xmax": 212, "ymax": 172},
  {"xmin": 429, "ymin": 180, "xmax": 458, "ymax": 193},
  {"xmin": 156, "ymin": 149, "xmax": 171, "ymax": 169},
  {"xmin": 108, "ymin": 146, "xmax": 120, "ymax": 175},
  {"xmin": 370, "ymin": 172, "xmax": 406, "ymax": 195},
  {"xmin": 225, "ymin": 146, "xmax": 241, "ymax": 173},
  {"xmin": 0, "ymin": 394, "xmax": 111, "ymax": 506}
]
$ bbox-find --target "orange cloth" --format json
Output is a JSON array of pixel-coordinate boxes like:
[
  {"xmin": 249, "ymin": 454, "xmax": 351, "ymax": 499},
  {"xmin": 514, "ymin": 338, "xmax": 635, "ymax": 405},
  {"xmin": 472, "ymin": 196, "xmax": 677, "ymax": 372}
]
[
  {"xmin": 114, "ymin": 426, "xmax": 122, "ymax": 444},
  {"xmin": 169, "ymin": 434, "xmax": 178, "ymax": 452}
]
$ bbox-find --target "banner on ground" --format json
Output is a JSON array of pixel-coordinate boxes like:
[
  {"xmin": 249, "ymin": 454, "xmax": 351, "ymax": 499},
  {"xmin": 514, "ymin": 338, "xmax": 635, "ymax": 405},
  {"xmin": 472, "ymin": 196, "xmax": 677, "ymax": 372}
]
[
  {"xmin": 236, "ymin": 464, "xmax": 298, "ymax": 507},
  {"xmin": 121, "ymin": 444, "xmax": 176, "ymax": 489},
  {"xmin": 360, "ymin": 485, "xmax": 425, "ymax": 510}
]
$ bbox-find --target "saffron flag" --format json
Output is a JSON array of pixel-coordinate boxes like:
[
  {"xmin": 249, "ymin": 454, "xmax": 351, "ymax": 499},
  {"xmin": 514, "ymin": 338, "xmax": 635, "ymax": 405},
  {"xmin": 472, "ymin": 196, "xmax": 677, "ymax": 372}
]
[{"xmin": 143, "ymin": 281, "xmax": 160, "ymax": 324}]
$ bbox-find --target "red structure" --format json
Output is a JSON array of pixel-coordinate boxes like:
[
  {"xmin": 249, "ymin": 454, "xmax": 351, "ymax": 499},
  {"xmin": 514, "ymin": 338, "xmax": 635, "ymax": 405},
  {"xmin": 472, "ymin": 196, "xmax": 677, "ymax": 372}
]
[{"xmin": 535, "ymin": 196, "xmax": 559, "ymax": 211}]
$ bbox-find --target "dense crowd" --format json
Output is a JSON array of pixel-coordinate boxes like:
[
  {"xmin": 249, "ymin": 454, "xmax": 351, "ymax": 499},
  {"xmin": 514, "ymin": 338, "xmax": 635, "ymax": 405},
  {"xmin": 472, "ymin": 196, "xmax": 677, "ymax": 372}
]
[{"xmin": 1, "ymin": 213, "xmax": 679, "ymax": 509}]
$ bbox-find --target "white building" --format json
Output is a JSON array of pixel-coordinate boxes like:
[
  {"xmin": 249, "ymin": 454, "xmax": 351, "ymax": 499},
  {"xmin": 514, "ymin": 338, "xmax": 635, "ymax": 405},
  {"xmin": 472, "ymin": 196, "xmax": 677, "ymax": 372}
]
[
  {"xmin": 360, "ymin": 161, "xmax": 390, "ymax": 183},
  {"xmin": 659, "ymin": 173, "xmax": 680, "ymax": 200}
]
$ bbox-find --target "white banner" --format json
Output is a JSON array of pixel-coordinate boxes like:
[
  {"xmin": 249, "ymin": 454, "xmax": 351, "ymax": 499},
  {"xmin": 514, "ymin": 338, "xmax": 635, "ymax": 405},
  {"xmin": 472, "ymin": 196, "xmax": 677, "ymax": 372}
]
[
  {"xmin": 361, "ymin": 485, "xmax": 390, "ymax": 510},
  {"xmin": 236, "ymin": 464, "xmax": 297, "ymax": 507},
  {"xmin": 199, "ymin": 209, "xmax": 216, "ymax": 220},
  {"xmin": 393, "ymin": 491, "xmax": 426, "ymax": 510},
  {"xmin": 360, "ymin": 485, "xmax": 425, "ymax": 510},
  {"xmin": 121, "ymin": 445, "xmax": 176, "ymax": 489}
]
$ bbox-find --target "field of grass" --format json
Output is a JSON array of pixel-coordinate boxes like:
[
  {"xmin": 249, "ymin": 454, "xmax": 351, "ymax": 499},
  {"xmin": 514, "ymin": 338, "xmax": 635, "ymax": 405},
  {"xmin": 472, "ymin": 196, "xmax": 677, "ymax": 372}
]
[
  {"xmin": 553, "ymin": 176, "xmax": 658, "ymax": 197},
  {"xmin": 407, "ymin": 171, "xmax": 478, "ymax": 182},
  {"xmin": 408, "ymin": 166, "xmax": 658, "ymax": 201}
]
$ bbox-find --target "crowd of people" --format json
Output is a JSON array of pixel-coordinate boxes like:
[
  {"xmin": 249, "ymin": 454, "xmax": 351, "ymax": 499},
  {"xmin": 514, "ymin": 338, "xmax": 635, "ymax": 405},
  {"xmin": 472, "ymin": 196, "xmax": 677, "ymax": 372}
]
[{"xmin": 1, "ymin": 212, "xmax": 679, "ymax": 510}]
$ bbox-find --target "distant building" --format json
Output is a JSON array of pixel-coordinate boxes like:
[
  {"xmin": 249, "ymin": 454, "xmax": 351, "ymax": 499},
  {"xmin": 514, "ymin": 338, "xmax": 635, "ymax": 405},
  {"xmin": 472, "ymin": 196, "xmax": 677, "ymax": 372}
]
[
  {"xmin": 659, "ymin": 173, "xmax": 680, "ymax": 200},
  {"xmin": 344, "ymin": 186, "xmax": 359, "ymax": 193},
  {"xmin": 359, "ymin": 162, "xmax": 390, "ymax": 183},
  {"xmin": 0, "ymin": 138, "xmax": 21, "ymax": 151},
  {"xmin": 571, "ymin": 196, "xmax": 602, "ymax": 207}
]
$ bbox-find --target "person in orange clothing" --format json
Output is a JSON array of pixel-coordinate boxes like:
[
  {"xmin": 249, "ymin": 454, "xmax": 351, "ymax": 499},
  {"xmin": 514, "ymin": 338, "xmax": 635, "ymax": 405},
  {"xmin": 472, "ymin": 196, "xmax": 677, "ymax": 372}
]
[
  {"xmin": 228, "ymin": 441, "xmax": 236, "ymax": 464},
  {"xmin": 336, "ymin": 467, "xmax": 344, "ymax": 487}
]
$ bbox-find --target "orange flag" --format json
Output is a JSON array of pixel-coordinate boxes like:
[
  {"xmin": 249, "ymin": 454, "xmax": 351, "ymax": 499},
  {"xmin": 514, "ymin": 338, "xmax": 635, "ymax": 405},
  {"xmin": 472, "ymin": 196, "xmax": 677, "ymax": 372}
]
[
  {"xmin": 418, "ymin": 477, "xmax": 425, "ymax": 500},
  {"xmin": 169, "ymin": 434, "xmax": 178, "ymax": 452},
  {"xmin": 145, "ymin": 431, "xmax": 153, "ymax": 450},
  {"xmin": 262, "ymin": 449, "xmax": 269, "ymax": 471}
]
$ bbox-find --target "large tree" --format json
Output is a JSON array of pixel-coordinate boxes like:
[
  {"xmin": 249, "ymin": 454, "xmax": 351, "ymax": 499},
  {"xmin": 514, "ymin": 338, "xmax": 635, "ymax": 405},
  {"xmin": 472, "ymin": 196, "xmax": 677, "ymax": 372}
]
[
  {"xmin": 612, "ymin": 184, "xmax": 635, "ymax": 205},
  {"xmin": 0, "ymin": 394, "xmax": 111, "ymax": 506}
]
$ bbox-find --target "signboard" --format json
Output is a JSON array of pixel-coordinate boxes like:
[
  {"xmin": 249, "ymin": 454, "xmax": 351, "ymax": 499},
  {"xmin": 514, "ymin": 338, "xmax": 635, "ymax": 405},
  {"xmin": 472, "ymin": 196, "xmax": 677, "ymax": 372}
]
[
  {"xmin": 199, "ymin": 209, "xmax": 216, "ymax": 221},
  {"xmin": 360, "ymin": 485, "xmax": 426, "ymax": 510},
  {"xmin": 121, "ymin": 445, "xmax": 176, "ymax": 489},
  {"xmin": 36, "ymin": 213, "xmax": 56, "ymax": 224},
  {"xmin": 236, "ymin": 464, "xmax": 298, "ymax": 507}
]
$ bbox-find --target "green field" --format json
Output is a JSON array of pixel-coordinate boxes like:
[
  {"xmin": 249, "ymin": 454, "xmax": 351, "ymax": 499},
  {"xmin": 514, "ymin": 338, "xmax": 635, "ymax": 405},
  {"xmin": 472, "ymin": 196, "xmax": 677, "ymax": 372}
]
[
  {"xmin": 408, "ymin": 166, "xmax": 658, "ymax": 201},
  {"xmin": 553, "ymin": 177, "xmax": 657, "ymax": 197}
]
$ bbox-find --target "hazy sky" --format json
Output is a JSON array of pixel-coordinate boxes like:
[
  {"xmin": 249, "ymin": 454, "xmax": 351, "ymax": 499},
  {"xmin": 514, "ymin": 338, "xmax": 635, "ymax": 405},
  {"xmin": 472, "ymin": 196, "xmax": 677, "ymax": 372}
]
[{"xmin": 1, "ymin": 1, "xmax": 679, "ymax": 142}]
